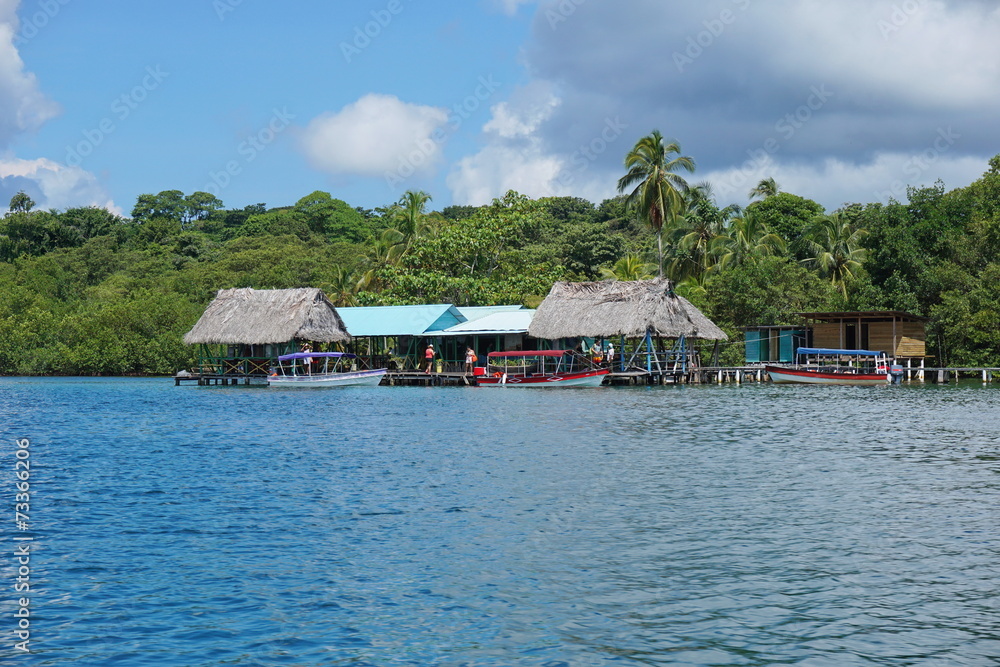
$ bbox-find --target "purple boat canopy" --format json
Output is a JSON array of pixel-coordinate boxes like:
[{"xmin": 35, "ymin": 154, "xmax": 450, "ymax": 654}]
[{"xmin": 278, "ymin": 352, "xmax": 356, "ymax": 362}]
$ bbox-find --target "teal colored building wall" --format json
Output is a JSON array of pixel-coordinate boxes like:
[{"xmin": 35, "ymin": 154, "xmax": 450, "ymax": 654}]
[{"xmin": 745, "ymin": 329, "xmax": 804, "ymax": 363}]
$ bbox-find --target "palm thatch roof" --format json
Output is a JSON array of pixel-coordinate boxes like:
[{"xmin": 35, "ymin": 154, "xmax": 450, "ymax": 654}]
[
  {"xmin": 528, "ymin": 278, "xmax": 728, "ymax": 340},
  {"xmin": 184, "ymin": 288, "xmax": 350, "ymax": 345}
]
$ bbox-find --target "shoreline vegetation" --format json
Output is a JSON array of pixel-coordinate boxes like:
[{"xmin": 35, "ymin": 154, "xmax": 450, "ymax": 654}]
[{"xmin": 2, "ymin": 141, "xmax": 999, "ymax": 377}]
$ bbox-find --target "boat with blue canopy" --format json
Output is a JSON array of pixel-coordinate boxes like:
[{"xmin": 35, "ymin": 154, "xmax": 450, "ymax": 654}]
[
  {"xmin": 766, "ymin": 347, "xmax": 898, "ymax": 385},
  {"xmin": 270, "ymin": 352, "xmax": 386, "ymax": 387}
]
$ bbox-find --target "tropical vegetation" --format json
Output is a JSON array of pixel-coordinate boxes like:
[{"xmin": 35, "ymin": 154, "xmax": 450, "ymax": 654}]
[{"xmin": 1, "ymin": 138, "xmax": 999, "ymax": 374}]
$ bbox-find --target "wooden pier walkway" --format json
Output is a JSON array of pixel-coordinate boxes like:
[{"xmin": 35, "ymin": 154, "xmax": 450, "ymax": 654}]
[
  {"xmin": 174, "ymin": 373, "xmax": 268, "ymax": 386},
  {"xmin": 175, "ymin": 366, "xmax": 1000, "ymax": 387}
]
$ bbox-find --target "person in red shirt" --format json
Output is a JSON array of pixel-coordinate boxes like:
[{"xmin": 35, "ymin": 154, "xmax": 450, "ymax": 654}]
[{"xmin": 424, "ymin": 344, "xmax": 435, "ymax": 374}]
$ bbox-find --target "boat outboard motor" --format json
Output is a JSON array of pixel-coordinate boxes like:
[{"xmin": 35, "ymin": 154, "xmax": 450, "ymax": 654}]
[{"xmin": 889, "ymin": 364, "xmax": 904, "ymax": 385}]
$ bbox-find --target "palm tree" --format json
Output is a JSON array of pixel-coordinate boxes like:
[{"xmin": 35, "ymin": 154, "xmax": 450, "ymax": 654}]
[
  {"xmin": 799, "ymin": 213, "xmax": 868, "ymax": 297},
  {"xmin": 322, "ymin": 267, "xmax": 368, "ymax": 307},
  {"xmin": 716, "ymin": 212, "xmax": 787, "ymax": 269},
  {"xmin": 669, "ymin": 182, "xmax": 741, "ymax": 279},
  {"xmin": 598, "ymin": 253, "xmax": 657, "ymax": 281},
  {"xmin": 617, "ymin": 130, "xmax": 695, "ymax": 277},
  {"xmin": 355, "ymin": 228, "xmax": 407, "ymax": 293},
  {"xmin": 388, "ymin": 190, "xmax": 441, "ymax": 246},
  {"xmin": 366, "ymin": 228, "xmax": 406, "ymax": 266},
  {"xmin": 748, "ymin": 177, "xmax": 780, "ymax": 201},
  {"xmin": 673, "ymin": 273, "xmax": 714, "ymax": 301}
]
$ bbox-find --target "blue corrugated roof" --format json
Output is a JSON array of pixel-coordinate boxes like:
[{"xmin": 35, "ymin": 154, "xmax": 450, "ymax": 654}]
[
  {"xmin": 431, "ymin": 310, "xmax": 535, "ymax": 336},
  {"xmin": 454, "ymin": 305, "xmax": 523, "ymax": 320},
  {"xmin": 337, "ymin": 305, "xmax": 465, "ymax": 337}
]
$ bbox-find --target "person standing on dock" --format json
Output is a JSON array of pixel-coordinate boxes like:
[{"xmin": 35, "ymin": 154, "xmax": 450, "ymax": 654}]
[
  {"xmin": 424, "ymin": 344, "xmax": 435, "ymax": 374},
  {"xmin": 606, "ymin": 343, "xmax": 615, "ymax": 367},
  {"xmin": 590, "ymin": 342, "xmax": 603, "ymax": 363},
  {"xmin": 300, "ymin": 342, "xmax": 313, "ymax": 375},
  {"xmin": 465, "ymin": 346, "xmax": 477, "ymax": 375}
]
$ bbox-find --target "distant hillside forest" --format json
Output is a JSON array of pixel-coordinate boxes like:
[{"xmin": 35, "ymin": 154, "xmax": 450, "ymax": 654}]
[{"xmin": 2, "ymin": 150, "xmax": 999, "ymax": 375}]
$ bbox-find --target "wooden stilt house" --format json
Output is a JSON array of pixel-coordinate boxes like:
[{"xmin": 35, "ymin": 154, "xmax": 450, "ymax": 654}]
[
  {"xmin": 745, "ymin": 311, "xmax": 928, "ymax": 365},
  {"xmin": 183, "ymin": 287, "xmax": 351, "ymax": 379},
  {"xmin": 798, "ymin": 311, "xmax": 927, "ymax": 361},
  {"xmin": 528, "ymin": 279, "xmax": 728, "ymax": 374}
]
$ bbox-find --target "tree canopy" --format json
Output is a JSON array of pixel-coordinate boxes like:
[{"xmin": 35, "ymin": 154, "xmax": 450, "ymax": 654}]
[{"xmin": 3, "ymin": 151, "xmax": 1000, "ymax": 373}]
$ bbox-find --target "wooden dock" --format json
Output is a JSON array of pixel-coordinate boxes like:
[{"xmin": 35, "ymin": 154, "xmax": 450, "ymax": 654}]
[
  {"xmin": 174, "ymin": 366, "xmax": 1000, "ymax": 387},
  {"xmin": 174, "ymin": 373, "xmax": 268, "ymax": 386},
  {"xmin": 384, "ymin": 371, "xmax": 475, "ymax": 386}
]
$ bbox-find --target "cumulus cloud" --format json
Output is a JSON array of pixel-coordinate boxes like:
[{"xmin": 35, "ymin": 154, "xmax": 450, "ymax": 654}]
[
  {"xmin": 298, "ymin": 94, "xmax": 450, "ymax": 179},
  {"xmin": 448, "ymin": 83, "xmax": 570, "ymax": 204},
  {"xmin": 452, "ymin": 0, "xmax": 1000, "ymax": 208},
  {"xmin": 0, "ymin": 155, "xmax": 118, "ymax": 212},
  {"xmin": 704, "ymin": 151, "xmax": 990, "ymax": 211},
  {"xmin": 0, "ymin": 3, "xmax": 59, "ymax": 148},
  {"xmin": 0, "ymin": 3, "xmax": 114, "ymax": 212}
]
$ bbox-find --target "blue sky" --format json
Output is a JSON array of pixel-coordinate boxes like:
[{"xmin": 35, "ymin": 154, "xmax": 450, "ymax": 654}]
[{"xmin": 2, "ymin": 0, "xmax": 999, "ymax": 216}]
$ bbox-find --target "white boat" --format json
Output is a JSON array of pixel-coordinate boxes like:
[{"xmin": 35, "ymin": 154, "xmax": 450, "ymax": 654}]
[
  {"xmin": 766, "ymin": 347, "xmax": 894, "ymax": 386},
  {"xmin": 269, "ymin": 352, "xmax": 386, "ymax": 387}
]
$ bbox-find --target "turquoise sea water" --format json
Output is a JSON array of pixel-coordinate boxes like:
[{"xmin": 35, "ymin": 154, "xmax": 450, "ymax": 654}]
[{"xmin": 1, "ymin": 378, "xmax": 999, "ymax": 665}]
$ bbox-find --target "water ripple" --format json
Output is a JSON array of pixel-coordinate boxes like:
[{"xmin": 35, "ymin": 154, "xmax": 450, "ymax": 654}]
[{"xmin": 1, "ymin": 379, "xmax": 999, "ymax": 665}]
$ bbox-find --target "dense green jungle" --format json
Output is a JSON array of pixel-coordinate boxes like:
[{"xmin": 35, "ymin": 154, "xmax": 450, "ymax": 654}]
[{"xmin": 2, "ymin": 147, "xmax": 999, "ymax": 376}]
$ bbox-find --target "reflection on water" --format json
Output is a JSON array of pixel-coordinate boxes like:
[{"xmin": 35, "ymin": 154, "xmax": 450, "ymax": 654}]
[{"xmin": 2, "ymin": 378, "xmax": 999, "ymax": 665}]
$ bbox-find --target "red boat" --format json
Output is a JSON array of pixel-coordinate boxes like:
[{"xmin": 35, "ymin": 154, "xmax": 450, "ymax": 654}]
[
  {"xmin": 476, "ymin": 350, "xmax": 609, "ymax": 387},
  {"xmin": 766, "ymin": 347, "xmax": 894, "ymax": 386}
]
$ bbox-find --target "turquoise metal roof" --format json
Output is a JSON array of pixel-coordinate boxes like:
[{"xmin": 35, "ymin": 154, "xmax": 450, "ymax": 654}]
[
  {"xmin": 454, "ymin": 305, "xmax": 523, "ymax": 320},
  {"xmin": 337, "ymin": 305, "xmax": 465, "ymax": 337},
  {"xmin": 430, "ymin": 310, "xmax": 535, "ymax": 336}
]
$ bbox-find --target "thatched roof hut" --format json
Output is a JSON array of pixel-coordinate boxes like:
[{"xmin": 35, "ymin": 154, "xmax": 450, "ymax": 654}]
[
  {"xmin": 184, "ymin": 288, "xmax": 350, "ymax": 345},
  {"xmin": 528, "ymin": 279, "xmax": 727, "ymax": 341}
]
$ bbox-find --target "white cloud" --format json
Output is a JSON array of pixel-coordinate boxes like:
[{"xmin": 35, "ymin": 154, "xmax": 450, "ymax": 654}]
[
  {"xmin": 447, "ymin": 84, "xmax": 628, "ymax": 205},
  {"xmin": 751, "ymin": 1, "xmax": 1000, "ymax": 111},
  {"xmin": 445, "ymin": 0, "xmax": 998, "ymax": 209},
  {"xmin": 0, "ymin": 155, "xmax": 118, "ymax": 213},
  {"xmin": 491, "ymin": 0, "xmax": 535, "ymax": 17},
  {"xmin": 298, "ymin": 94, "xmax": 450, "ymax": 178},
  {"xmin": 0, "ymin": 5, "xmax": 59, "ymax": 148},
  {"xmin": 703, "ymin": 152, "xmax": 991, "ymax": 211},
  {"xmin": 448, "ymin": 85, "xmax": 561, "ymax": 203},
  {"xmin": 0, "ymin": 5, "xmax": 113, "ymax": 213}
]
